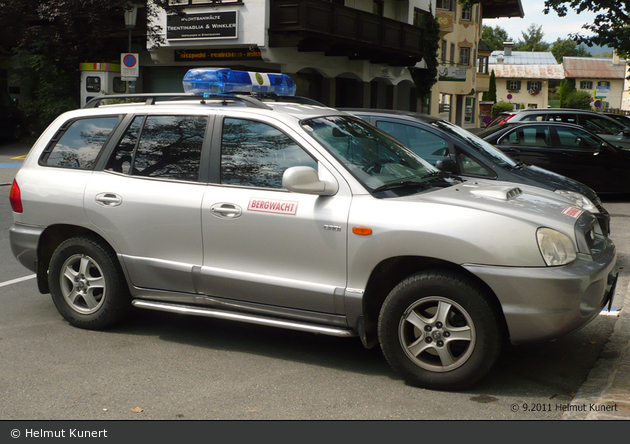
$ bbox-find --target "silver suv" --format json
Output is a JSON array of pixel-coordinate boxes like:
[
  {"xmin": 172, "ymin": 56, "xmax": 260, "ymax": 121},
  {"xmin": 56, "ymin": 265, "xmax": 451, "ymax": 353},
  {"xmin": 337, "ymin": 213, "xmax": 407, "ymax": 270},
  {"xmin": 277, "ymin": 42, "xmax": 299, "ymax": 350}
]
[{"xmin": 9, "ymin": 69, "xmax": 618, "ymax": 391}]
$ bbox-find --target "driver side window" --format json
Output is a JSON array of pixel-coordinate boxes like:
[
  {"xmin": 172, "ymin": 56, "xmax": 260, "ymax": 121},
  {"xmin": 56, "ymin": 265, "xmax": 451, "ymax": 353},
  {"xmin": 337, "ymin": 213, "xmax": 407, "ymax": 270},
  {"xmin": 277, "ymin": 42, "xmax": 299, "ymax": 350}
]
[{"xmin": 220, "ymin": 118, "xmax": 317, "ymax": 189}]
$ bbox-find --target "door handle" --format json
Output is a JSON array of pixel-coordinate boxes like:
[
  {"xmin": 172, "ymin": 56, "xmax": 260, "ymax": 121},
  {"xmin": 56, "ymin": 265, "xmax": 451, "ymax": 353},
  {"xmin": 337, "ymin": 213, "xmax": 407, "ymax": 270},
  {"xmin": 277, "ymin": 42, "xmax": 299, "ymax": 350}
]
[
  {"xmin": 95, "ymin": 193, "xmax": 122, "ymax": 207},
  {"xmin": 210, "ymin": 203, "xmax": 242, "ymax": 219}
]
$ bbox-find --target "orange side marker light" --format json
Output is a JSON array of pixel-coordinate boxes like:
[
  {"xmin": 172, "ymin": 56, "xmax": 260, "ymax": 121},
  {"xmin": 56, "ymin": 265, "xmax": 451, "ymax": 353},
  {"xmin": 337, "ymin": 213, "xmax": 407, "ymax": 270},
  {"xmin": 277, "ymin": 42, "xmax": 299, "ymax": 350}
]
[{"xmin": 352, "ymin": 226, "xmax": 372, "ymax": 236}]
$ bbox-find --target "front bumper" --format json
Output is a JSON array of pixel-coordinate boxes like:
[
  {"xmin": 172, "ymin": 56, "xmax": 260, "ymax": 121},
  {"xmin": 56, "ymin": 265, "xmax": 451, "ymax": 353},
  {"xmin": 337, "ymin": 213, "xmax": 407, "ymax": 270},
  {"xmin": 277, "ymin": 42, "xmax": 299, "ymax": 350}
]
[{"xmin": 463, "ymin": 238, "xmax": 617, "ymax": 345}]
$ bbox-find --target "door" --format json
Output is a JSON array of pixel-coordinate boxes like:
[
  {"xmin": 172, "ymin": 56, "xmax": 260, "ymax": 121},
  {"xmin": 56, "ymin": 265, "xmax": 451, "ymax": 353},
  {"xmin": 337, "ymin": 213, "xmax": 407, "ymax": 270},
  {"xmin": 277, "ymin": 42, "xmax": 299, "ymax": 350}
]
[
  {"xmin": 197, "ymin": 116, "xmax": 351, "ymax": 314},
  {"xmin": 549, "ymin": 125, "xmax": 616, "ymax": 192},
  {"xmin": 85, "ymin": 114, "xmax": 209, "ymax": 293}
]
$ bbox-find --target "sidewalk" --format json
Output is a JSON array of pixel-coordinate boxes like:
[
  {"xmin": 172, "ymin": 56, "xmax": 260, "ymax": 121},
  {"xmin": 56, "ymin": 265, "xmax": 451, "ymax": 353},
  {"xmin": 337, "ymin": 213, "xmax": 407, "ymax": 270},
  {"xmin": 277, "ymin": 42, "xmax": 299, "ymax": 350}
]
[{"xmin": 563, "ymin": 276, "xmax": 630, "ymax": 420}]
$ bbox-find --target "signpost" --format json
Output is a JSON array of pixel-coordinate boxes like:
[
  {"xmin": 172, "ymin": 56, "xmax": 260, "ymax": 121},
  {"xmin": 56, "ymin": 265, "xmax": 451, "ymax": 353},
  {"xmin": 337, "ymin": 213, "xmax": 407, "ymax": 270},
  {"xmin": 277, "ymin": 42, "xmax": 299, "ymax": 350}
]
[{"xmin": 121, "ymin": 53, "xmax": 139, "ymax": 82}]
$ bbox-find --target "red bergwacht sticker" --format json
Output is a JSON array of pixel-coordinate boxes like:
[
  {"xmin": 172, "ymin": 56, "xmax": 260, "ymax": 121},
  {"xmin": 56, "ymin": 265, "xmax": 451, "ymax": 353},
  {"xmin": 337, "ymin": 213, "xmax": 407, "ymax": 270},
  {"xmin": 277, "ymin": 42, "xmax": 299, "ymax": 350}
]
[
  {"xmin": 562, "ymin": 206, "xmax": 584, "ymax": 218},
  {"xmin": 248, "ymin": 197, "xmax": 298, "ymax": 215}
]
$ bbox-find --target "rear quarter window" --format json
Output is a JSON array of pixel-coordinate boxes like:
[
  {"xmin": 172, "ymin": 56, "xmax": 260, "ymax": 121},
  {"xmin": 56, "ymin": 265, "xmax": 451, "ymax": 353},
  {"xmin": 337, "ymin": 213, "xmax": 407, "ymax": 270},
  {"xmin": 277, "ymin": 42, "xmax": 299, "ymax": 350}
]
[{"xmin": 41, "ymin": 117, "xmax": 120, "ymax": 169}]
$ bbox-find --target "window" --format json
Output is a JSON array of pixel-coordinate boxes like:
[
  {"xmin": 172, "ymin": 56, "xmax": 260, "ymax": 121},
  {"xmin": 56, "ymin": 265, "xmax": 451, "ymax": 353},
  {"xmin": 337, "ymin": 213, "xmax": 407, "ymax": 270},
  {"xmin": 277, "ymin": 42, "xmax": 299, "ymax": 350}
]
[
  {"xmin": 500, "ymin": 126, "xmax": 551, "ymax": 147},
  {"xmin": 582, "ymin": 115, "xmax": 625, "ymax": 135},
  {"xmin": 465, "ymin": 97, "xmax": 475, "ymax": 124},
  {"xmin": 42, "ymin": 117, "xmax": 120, "ymax": 169},
  {"xmin": 375, "ymin": 121, "xmax": 450, "ymax": 164},
  {"xmin": 457, "ymin": 150, "xmax": 493, "ymax": 177},
  {"xmin": 580, "ymin": 81, "xmax": 593, "ymax": 90},
  {"xmin": 106, "ymin": 115, "xmax": 206, "ymax": 182},
  {"xmin": 598, "ymin": 81, "xmax": 610, "ymax": 87},
  {"xmin": 413, "ymin": 8, "xmax": 431, "ymax": 27},
  {"xmin": 461, "ymin": 6, "xmax": 472, "ymax": 21},
  {"xmin": 526, "ymin": 81, "xmax": 541, "ymax": 92},
  {"xmin": 373, "ymin": 0, "xmax": 384, "ymax": 16},
  {"xmin": 450, "ymin": 43, "xmax": 455, "ymax": 65},
  {"xmin": 556, "ymin": 127, "xmax": 601, "ymax": 151},
  {"xmin": 477, "ymin": 55, "xmax": 489, "ymax": 74},
  {"xmin": 85, "ymin": 76, "xmax": 101, "ymax": 93},
  {"xmin": 507, "ymin": 80, "xmax": 521, "ymax": 91},
  {"xmin": 441, "ymin": 39, "xmax": 447, "ymax": 63},
  {"xmin": 459, "ymin": 47, "xmax": 470, "ymax": 66},
  {"xmin": 113, "ymin": 77, "xmax": 126, "ymax": 93},
  {"xmin": 547, "ymin": 114, "xmax": 578, "ymax": 124},
  {"xmin": 168, "ymin": 0, "xmax": 241, "ymax": 5},
  {"xmin": 436, "ymin": 0, "xmax": 452, "ymax": 10},
  {"xmin": 221, "ymin": 118, "xmax": 317, "ymax": 189}
]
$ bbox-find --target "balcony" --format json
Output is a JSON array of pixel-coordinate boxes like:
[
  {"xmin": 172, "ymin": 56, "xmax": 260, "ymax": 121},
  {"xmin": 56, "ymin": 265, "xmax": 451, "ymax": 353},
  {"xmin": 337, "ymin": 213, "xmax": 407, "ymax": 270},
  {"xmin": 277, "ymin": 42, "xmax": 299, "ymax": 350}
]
[{"xmin": 268, "ymin": 0, "xmax": 425, "ymax": 66}]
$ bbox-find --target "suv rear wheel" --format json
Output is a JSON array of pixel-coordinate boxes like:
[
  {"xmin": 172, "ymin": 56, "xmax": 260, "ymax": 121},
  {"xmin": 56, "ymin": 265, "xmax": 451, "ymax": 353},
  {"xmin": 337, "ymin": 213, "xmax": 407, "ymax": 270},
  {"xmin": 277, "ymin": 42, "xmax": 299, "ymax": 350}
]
[
  {"xmin": 378, "ymin": 270, "xmax": 503, "ymax": 390},
  {"xmin": 49, "ymin": 235, "xmax": 131, "ymax": 330}
]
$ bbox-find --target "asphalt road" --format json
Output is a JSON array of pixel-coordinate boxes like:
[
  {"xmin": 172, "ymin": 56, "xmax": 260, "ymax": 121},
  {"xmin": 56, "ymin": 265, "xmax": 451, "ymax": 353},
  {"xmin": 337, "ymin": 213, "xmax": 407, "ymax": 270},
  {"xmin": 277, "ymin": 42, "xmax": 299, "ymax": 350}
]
[{"xmin": 0, "ymin": 139, "xmax": 627, "ymax": 421}]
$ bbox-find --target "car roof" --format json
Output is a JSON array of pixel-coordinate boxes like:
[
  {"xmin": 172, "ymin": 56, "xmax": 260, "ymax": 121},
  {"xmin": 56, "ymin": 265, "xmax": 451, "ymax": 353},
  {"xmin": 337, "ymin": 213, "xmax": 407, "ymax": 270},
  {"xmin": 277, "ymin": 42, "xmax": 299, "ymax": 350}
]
[{"xmin": 77, "ymin": 94, "xmax": 345, "ymax": 121}]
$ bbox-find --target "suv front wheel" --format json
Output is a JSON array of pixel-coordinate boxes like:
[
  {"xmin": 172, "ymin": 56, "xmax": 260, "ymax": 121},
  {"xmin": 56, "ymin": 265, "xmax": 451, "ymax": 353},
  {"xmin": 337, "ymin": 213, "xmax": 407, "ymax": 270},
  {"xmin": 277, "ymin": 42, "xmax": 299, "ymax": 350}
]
[
  {"xmin": 378, "ymin": 270, "xmax": 503, "ymax": 390},
  {"xmin": 49, "ymin": 235, "xmax": 131, "ymax": 330}
]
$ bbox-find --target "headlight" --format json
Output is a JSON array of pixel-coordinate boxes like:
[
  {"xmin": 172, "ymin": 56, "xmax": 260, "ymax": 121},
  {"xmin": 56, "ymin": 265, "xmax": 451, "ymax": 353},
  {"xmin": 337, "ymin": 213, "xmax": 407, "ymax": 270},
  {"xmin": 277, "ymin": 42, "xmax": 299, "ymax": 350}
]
[
  {"xmin": 555, "ymin": 190, "xmax": 599, "ymax": 213},
  {"xmin": 536, "ymin": 228, "xmax": 577, "ymax": 266}
]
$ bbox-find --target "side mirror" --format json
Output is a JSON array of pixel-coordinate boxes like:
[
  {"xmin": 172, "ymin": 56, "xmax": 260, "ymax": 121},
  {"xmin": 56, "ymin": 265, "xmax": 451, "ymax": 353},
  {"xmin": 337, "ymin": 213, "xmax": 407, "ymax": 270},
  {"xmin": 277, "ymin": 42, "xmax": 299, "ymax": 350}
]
[
  {"xmin": 435, "ymin": 158, "xmax": 458, "ymax": 174},
  {"xmin": 282, "ymin": 166, "xmax": 338, "ymax": 196}
]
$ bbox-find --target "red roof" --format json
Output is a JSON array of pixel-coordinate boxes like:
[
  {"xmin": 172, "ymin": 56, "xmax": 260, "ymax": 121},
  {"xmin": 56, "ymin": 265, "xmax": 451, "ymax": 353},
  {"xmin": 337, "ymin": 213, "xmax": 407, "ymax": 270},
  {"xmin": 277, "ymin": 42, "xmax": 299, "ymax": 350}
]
[{"xmin": 563, "ymin": 57, "xmax": 627, "ymax": 79}]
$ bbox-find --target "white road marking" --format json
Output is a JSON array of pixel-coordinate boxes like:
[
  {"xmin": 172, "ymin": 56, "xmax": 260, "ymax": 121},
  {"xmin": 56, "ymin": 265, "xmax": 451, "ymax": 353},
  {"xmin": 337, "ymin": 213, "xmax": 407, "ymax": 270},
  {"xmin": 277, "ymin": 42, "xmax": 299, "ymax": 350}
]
[{"xmin": 0, "ymin": 274, "xmax": 36, "ymax": 288}]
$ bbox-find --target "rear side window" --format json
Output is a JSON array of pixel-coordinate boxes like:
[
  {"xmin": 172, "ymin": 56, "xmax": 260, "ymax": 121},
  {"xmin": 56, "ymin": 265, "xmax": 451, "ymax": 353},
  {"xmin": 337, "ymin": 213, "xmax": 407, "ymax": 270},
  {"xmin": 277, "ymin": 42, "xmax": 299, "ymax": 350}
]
[
  {"xmin": 41, "ymin": 117, "xmax": 120, "ymax": 169},
  {"xmin": 106, "ymin": 115, "xmax": 207, "ymax": 182}
]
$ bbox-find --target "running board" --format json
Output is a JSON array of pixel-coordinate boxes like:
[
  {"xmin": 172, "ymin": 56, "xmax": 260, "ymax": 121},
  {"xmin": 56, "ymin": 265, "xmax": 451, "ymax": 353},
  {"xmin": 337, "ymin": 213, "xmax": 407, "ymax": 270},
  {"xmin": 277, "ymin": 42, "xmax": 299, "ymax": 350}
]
[{"xmin": 132, "ymin": 300, "xmax": 358, "ymax": 338}]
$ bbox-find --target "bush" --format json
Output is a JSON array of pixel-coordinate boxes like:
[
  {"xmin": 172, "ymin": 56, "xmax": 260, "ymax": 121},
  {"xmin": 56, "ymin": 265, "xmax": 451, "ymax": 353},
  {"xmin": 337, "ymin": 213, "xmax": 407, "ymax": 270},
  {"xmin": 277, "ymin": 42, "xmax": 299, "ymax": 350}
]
[
  {"xmin": 491, "ymin": 101, "xmax": 514, "ymax": 118},
  {"xmin": 562, "ymin": 91, "xmax": 592, "ymax": 110}
]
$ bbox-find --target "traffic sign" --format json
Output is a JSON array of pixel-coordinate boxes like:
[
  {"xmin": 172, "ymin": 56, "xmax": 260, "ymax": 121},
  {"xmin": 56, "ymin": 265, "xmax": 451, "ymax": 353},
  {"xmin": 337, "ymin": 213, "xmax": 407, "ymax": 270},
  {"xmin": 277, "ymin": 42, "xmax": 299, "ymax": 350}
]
[{"xmin": 121, "ymin": 53, "xmax": 139, "ymax": 78}]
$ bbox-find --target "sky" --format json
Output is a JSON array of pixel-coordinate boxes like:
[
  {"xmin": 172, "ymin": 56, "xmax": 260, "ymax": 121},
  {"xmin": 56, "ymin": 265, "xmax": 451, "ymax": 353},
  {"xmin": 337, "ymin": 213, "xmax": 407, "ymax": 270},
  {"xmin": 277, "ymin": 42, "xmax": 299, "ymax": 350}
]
[{"xmin": 484, "ymin": 0, "xmax": 598, "ymax": 44}]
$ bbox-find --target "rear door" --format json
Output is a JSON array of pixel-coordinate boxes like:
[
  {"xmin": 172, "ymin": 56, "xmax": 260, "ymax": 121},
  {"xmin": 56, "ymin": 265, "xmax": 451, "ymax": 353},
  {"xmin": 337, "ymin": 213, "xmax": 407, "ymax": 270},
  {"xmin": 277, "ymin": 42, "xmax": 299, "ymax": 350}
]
[
  {"xmin": 197, "ymin": 115, "xmax": 351, "ymax": 314},
  {"xmin": 85, "ymin": 113, "xmax": 210, "ymax": 293}
]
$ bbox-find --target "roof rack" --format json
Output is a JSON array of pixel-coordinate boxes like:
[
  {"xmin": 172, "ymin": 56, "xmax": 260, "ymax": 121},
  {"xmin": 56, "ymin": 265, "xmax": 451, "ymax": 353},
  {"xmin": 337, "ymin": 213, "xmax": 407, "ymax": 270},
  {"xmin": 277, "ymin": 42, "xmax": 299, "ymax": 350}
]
[{"xmin": 83, "ymin": 93, "xmax": 273, "ymax": 110}]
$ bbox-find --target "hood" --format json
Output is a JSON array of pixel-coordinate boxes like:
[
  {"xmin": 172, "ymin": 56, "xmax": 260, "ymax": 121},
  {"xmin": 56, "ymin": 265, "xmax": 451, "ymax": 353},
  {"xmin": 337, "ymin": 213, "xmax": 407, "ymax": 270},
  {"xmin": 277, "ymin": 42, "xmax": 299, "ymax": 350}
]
[
  {"xmin": 514, "ymin": 165, "xmax": 598, "ymax": 200},
  {"xmin": 409, "ymin": 179, "xmax": 588, "ymax": 231}
]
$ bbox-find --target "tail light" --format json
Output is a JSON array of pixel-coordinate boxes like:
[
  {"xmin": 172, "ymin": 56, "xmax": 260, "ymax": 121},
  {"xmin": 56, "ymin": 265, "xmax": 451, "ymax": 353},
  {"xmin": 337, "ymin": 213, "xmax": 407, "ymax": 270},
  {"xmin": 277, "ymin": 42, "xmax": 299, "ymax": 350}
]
[{"xmin": 9, "ymin": 179, "xmax": 23, "ymax": 213}]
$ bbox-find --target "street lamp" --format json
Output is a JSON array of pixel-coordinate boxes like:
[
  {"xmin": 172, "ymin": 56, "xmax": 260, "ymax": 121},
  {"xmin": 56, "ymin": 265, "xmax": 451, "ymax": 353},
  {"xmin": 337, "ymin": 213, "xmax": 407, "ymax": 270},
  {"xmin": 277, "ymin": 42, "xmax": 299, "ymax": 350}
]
[{"xmin": 124, "ymin": 4, "xmax": 139, "ymax": 53}]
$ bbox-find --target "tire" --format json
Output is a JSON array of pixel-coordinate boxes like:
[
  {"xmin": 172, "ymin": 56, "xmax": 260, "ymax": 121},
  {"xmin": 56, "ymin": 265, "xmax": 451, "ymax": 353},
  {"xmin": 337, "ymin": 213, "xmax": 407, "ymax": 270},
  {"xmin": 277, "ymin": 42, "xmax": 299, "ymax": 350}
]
[
  {"xmin": 378, "ymin": 270, "xmax": 503, "ymax": 391},
  {"xmin": 48, "ymin": 235, "xmax": 131, "ymax": 330}
]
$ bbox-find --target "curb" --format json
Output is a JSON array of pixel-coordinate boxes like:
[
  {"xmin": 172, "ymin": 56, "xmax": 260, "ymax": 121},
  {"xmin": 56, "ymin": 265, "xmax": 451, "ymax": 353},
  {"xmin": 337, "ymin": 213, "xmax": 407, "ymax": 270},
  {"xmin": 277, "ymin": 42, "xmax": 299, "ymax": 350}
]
[{"xmin": 563, "ymin": 276, "xmax": 630, "ymax": 419}]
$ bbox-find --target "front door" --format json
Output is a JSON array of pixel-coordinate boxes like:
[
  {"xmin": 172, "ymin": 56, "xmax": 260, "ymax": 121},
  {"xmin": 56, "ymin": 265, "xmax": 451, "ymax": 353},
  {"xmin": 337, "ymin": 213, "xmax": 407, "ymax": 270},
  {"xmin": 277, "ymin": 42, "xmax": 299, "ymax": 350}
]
[{"xmin": 197, "ymin": 116, "xmax": 351, "ymax": 314}]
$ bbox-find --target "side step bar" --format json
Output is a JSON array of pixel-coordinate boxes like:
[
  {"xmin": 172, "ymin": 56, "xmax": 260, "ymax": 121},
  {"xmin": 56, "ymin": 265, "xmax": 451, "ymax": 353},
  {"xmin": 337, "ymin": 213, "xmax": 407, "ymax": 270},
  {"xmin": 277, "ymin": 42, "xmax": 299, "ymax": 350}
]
[{"xmin": 132, "ymin": 300, "xmax": 358, "ymax": 338}]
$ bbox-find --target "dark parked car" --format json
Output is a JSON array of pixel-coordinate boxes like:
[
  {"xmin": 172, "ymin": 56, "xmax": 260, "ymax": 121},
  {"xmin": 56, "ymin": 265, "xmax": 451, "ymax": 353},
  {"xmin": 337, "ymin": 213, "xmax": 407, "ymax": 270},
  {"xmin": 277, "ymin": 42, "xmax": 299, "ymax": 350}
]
[
  {"xmin": 0, "ymin": 89, "xmax": 22, "ymax": 142},
  {"xmin": 602, "ymin": 112, "xmax": 630, "ymax": 127},
  {"xmin": 345, "ymin": 109, "xmax": 610, "ymax": 234},
  {"xmin": 485, "ymin": 108, "xmax": 630, "ymax": 149},
  {"xmin": 479, "ymin": 121, "xmax": 630, "ymax": 196}
]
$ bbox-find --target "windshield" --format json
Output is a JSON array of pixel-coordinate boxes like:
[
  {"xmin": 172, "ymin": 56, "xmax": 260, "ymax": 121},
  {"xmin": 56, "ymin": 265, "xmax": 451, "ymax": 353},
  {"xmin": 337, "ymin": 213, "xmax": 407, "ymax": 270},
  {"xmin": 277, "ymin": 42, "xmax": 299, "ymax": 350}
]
[
  {"xmin": 431, "ymin": 120, "xmax": 518, "ymax": 168},
  {"xmin": 301, "ymin": 115, "xmax": 450, "ymax": 195}
]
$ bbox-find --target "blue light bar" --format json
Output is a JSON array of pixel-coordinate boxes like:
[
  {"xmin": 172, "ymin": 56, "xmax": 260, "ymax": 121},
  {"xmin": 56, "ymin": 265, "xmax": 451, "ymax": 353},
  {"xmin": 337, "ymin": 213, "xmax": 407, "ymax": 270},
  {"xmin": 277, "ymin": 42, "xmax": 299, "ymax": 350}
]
[{"xmin": 183, "ymin": 68, "xmax": 296, "ymax": 96}]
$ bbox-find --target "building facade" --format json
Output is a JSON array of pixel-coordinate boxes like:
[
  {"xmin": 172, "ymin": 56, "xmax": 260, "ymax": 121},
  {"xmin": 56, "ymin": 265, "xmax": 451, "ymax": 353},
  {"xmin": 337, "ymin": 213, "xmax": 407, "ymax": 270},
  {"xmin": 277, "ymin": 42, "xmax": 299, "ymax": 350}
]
[
  {"xmin": 488, "ymin": 44, "xmax": 564, "ymax": 109},
  {"xmin": 563, "ymin": 56, "xmax": 626, "ymax": 110},
  {"xmin": 133, "ymin": 0, "xmax": 522, "ymax": 127}
]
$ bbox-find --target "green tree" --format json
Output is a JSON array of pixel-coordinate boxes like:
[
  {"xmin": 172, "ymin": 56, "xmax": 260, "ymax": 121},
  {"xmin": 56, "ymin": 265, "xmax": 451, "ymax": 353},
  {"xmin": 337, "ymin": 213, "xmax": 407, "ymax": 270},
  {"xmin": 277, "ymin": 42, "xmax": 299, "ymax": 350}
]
[
  {"xmin": 563, "ymin": 91, "xmax": 592, "ymax": 109},
  {"xmin": 0, "ymin": 1, "xmax": 177, "ymax": 133},
  {"xmin": 482, "ymin": 70, "xmax": 497, "ymax": 103},
  {"xmin": 513, "ymin": 24, "xmax": 550, "ymax": 52},
  {"xmin": 558, "ymin": 78, "xmax": 577, "ymax": 107},
  {"xmin": 551, "ymin": 38, "xmax": 591, "ymax": 62},
  {"xmin": 544, "ymin": 0, "xmax": 630, "ymax": 57},
  {"xmin": 481, "ymin": 25, "xmax": 512, "ymax": 51},
  {"xmin": 491, "ymin": 102, "xmax": 514, "ymax": 118}
]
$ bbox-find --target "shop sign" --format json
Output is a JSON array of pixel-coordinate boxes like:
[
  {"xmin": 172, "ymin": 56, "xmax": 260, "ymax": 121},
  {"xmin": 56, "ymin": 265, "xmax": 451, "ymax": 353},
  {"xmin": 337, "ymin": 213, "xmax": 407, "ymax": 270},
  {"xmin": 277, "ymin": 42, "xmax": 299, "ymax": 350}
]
[
  {"xmin": 175, "ymin": 47, "xmax": 262, "ymax": 62},
  {"xmin": 167, "ymin": 11, "xmax": 237, "ymax": 40},
  {"xmin": 438, "ymin": 66, "xmax": 467, "ymax": 82}
]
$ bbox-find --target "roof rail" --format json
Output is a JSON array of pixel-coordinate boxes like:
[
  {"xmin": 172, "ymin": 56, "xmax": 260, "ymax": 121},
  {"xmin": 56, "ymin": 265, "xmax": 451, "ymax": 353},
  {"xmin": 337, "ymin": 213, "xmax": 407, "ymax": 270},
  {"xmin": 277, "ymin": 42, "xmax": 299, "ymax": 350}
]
[{"xmin": 83, "ymin": 93, "xmax": 273, "ymax": 110}]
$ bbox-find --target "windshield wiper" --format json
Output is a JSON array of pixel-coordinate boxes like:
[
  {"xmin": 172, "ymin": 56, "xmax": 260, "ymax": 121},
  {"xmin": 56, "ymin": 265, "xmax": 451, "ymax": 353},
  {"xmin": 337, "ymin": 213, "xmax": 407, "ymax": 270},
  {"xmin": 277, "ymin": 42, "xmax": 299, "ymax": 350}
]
[{"xmin": 372, "ymin": 180, "xmax": 427, "ymax": 193}]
